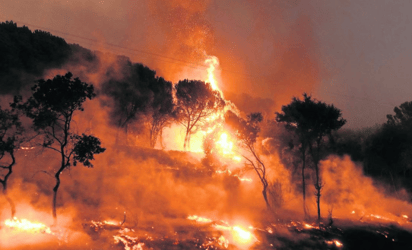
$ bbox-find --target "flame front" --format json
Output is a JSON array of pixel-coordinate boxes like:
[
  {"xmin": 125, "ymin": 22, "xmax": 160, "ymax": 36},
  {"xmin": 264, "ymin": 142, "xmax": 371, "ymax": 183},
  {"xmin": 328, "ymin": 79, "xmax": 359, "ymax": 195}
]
[{"xmin": 4, "ymin": 217, "xmax": 52, "ymax": 235}]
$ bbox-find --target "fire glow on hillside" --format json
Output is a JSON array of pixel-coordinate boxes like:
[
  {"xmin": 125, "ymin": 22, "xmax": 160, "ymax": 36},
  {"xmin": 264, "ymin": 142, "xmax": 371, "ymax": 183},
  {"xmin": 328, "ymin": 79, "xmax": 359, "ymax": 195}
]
[{"xmin": 1, "ymin": 10, "xmax": 412, "ymax": 249}]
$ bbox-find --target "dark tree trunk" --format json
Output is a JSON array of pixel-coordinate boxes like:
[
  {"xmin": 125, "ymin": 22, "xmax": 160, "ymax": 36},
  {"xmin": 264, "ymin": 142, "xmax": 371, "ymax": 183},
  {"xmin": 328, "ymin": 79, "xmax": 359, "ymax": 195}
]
[
  {"xmin": 52, "ymin": 169, "xmax": 63, "ymax": 224},
  {"xmin": 53, "ymin": 146, "xmax": 66, "ymax": 225},
  {"xmin": 1, "ymin": 152, "xmax": 16, "ymax": 218},
  {"xmin": 301, "ymin": 149, "xmax": 307, "ymax": 217},
  {"xmin": 311, "ymin": 140, "xmax": 322, "ymax": 222},
  {"xmin": 262, "ymin": 184, "xmax": 270, "ymax": 209},
  {"xmin": 2, "ymin": 183, "xmax": 16, "ymax": 218}
]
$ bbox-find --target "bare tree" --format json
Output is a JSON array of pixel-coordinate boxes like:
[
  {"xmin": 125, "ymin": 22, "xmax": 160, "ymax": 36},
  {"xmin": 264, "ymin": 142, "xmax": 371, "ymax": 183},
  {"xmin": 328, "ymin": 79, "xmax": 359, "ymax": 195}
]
[{"xmin": 225, "ymin": 111, "xmax": 270, "ymax": 208}]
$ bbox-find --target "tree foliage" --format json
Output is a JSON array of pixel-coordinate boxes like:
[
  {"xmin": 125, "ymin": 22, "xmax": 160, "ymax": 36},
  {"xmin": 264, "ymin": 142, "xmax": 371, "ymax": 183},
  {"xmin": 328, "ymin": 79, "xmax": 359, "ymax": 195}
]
[
  {"xmin": 0, "ymin": 21, "xmax": 72, "ymax": 94},
  {"xmin": 386, "ymin": 101, "xmax": 412, "ymax": 128},
  {"xmin": 175, "ymin": 79, "xmax": 225, "ymax": 150},
  {"xmin": 276, "ymin": 94, "xmax": 346, "ymax": 221},
  {"xmin": 362, "ymin": 101, "xmax": 412, "ymax": 191},
  {"xmin": 18, "ymin": 72, "xmax": 105, "ymax": 222},
  {"xmin": 102, "ymin": 62, "xmax": 175, "ymax": 147}
]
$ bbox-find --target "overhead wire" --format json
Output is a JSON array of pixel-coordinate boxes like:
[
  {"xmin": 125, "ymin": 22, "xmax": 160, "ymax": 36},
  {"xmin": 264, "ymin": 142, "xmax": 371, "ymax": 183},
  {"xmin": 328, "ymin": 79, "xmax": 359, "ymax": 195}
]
[{"xmin": 7, "ymin": 20, "xmax": 405, "ymax": 108}]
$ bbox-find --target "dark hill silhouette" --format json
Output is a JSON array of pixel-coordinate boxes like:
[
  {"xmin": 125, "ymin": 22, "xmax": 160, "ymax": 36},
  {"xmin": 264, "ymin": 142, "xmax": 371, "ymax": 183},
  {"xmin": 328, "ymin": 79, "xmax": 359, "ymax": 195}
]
[{"xmin": 0, "ymin": 21, "xmax": 72, "ymax": 94}]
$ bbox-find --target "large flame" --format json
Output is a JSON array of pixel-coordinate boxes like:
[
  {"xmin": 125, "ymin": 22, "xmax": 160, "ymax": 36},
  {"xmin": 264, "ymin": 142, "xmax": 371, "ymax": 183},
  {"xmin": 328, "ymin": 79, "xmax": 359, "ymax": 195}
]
[
  {"xmin": 4, "ymin": 217, "xmax": 53, "ymax": 235},
  {"xmin": 204, "ymin": 55, "xmax": 221, "ymax": 93},
  {"xmin": 165, "ymin": 53, "xmax": 242, "ymax": 164}
]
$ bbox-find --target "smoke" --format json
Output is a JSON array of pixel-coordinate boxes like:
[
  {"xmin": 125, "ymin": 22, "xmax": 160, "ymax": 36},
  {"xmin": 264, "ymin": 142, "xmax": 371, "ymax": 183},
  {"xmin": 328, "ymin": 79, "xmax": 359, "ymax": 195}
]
[
  {"xmin": 320, "ymin": 155, "xmax": 412, "ymax": 224},
  {"xmin": 2, "ymin": 2, "xmax": 412, "ymax": 249},
  {"xmin": 145, "ymin": 0, "xmax": 215, "ymax": 83}
]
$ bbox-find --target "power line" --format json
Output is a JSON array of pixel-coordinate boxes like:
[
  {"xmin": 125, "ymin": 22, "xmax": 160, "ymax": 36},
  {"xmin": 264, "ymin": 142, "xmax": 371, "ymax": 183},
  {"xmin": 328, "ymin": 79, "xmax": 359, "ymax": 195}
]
[
  {"xmin": 5, "ymin": 20, "xmax": 407, "ymax": 108},
  {"xmin": 13, "ymin": 20, "xmax": 263, "ymax": 80}
]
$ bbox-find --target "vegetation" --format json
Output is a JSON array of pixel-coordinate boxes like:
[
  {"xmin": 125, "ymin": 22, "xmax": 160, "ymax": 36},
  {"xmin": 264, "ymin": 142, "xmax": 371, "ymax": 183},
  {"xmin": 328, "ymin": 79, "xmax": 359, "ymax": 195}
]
[
  {"xmin": 175, "ymin": 79, "xmax": 225, "ymax": 150},
  {"xmin": 102, "ymin": 62, "xmax": 176, "ymax": 147},
  {"xmin": 0, "ymin": 104, "xmax": 23, "ymax": 218},
  {"xmin": 225, "ymin": 111, "xmax": 271, "ymax": 208},
  {"xmin": 276, "ymin": 94, "xmax": 346, "ymax": 221},
  {"xmin": 0, "ymin": 21, "xmax": 72, "ymax": 94},
  {"xmin": 16, "ymin": 72, "xmax": 105, "ymax": 222},
  {"xmin": 2, "ymin": 21, "xmax": 412, "ymax": 236}
]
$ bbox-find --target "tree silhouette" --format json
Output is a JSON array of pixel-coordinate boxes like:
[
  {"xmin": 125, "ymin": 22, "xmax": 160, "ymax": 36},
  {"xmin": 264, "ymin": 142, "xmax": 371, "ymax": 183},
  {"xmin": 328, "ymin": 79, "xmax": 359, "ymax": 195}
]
[
  {"xmin": 19, "ymin": 72, "xmax": 105, "ymax": 223},
  {"xmin": 102, "ymin": 62, "xmax": 175, "ymax": 147},
  {"xmin": 386, "ymin": 101, "xmax": 412, "ymax": 180},
  {"xmin": 276, "ymin": 94, "xmax": 346, "ymax": 221},
  {"xmin": 102, "ymin": 61, "xmax": 153, "ymax": 140},
  {"xmin": 0, "ymin": 21, "xmax": 71, "ymax": 94},
  {"xmin": 225, "ymin": 111, "xmax": 270, "ymax": 208},
  {"xmin": 363, "ymin": 101, "xmax": 412, "ymax": 190},
  {"xmin": 175, "ymin": 80, "xmax": 225, "ymax": 150},
  {"xmin": 387, "ymin": 101, "xmax": 412, "ymax": 128},
  {"xmin": 148, "ymin": 77, "xmax": 175, "ymax": 148},
  {"xmin": 0, "ymin": 104, "xmax": 22, "ymax": 218}
]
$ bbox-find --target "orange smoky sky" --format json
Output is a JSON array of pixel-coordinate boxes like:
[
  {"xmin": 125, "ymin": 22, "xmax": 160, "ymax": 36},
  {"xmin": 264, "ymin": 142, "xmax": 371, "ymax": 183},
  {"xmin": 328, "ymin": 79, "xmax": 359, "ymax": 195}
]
[{"xmin": 1, "ymin": 0, "xmax": 412, "ymax": 127}]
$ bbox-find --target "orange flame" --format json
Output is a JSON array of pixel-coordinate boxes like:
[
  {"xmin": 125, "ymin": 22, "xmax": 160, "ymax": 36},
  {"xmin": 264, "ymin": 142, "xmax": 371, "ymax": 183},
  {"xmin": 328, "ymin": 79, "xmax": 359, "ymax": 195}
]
[
  {"xmin": 187, "ymin": 215, "xmax": 257, "ymax": 247},
  {"xmin": 4, "ymin": 217, "xmax": 52, "ymax": 235},
  {"xmin": 204, "ymin": 55, "xmax": 220, "ymax": 93},
  {"xmin": 187, "ymin": 215, "xmax": 213, "ymax": 223}
]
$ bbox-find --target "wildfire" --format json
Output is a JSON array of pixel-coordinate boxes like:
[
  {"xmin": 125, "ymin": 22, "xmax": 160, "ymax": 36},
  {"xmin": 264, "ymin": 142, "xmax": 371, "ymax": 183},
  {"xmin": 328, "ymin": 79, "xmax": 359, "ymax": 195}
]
[
  {"xmin": 187, "ymin": 215, "xmax": 257, "ymax": 248},
  {"xmin": 215, "ymin": 168, "xmax": 252, "ymax": 182},
  {"xmin": 216, "ymin": 133, "xmax": 233, "ymax": 155},
  {"xmin": 204, "ymin": 55, "xmax": 220, "ymax": 93},
  {"xmin": 187, "ymin": 215, "xmax": 212, "ymax": 223},
  {"xmin": 326, "ymin": 239, "xmax": 343, "ymax": 248},
  {"xmin": 303, "ymin": 223, "xmax": 315, "ymax": 229},
  {"xmin": 218, "ymin": 235, "xmax": 229, "ymax": 248},
  {"xmin": 232, "ymin": 226, "xmax": 253, "ymax": 243},
  {"xmin": 212, "ymin": 223, "xmax": 257, "ymax": 247},
  {"xmin": 4, "ymin": 217, "xmax": 52, "ymax": 235}
]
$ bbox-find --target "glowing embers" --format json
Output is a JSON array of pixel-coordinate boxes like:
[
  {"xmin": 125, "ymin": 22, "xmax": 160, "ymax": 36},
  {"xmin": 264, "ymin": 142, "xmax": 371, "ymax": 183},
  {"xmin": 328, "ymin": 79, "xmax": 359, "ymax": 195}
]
[
  {"xmin": 212, "ymin": 222, "xmax": 257, "ymax": 247},
  {"xmin": 90, "ymin": 219, "xmax": 123, "ymax": 231},
  {"xmin": 215, "ymin": 168, "xmax": 252, "ymax": 182},
  {"xmin": 113, "ymin": 233, "xmax": 144, "ymax": 250},
  {"xmin": 218, "ymin": 235, "xmax": 229, "ymax": 248},
  {"xmin": 287, "ymin": 221, "xmax": 319, "ymax": 231},
  {"xmin": 187, "ymin": 215, "xmax": 213, "ymax": 223},
  {"xmin": 187, "ymin": 215, "xmax": 257, "ymax": 248},
  {"xmin": 303, "ymin": 223, "xmax": 315, "ymax": 229},
  {"xmin": 325, "ymin": 239, "xmax": 343, "ymax": 248},
  {"xmin": 4, "ymin": 217, "xmax": 52, "ymax": 235}
]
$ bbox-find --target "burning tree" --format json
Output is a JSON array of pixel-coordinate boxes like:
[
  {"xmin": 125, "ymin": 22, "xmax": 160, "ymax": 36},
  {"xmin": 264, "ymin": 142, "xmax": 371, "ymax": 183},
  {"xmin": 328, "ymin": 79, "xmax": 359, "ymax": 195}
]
[
  {"xmin": 276, "ymin": 94, "xmax": 346, "ymax": 221},
  {"xmin": 225, "ymin": 111, "xmax": 270, "ymax": 208},
  {"xmin": 19, "ymin": 72, "xmax": 105, "ymax": 223},
  {"xmin": 175, "ymin": 79, "xmax": 225, "ymax": 150},
  {"xmin": 0, "ymin": 103, "xmax": 22, "ymax": 218}
]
